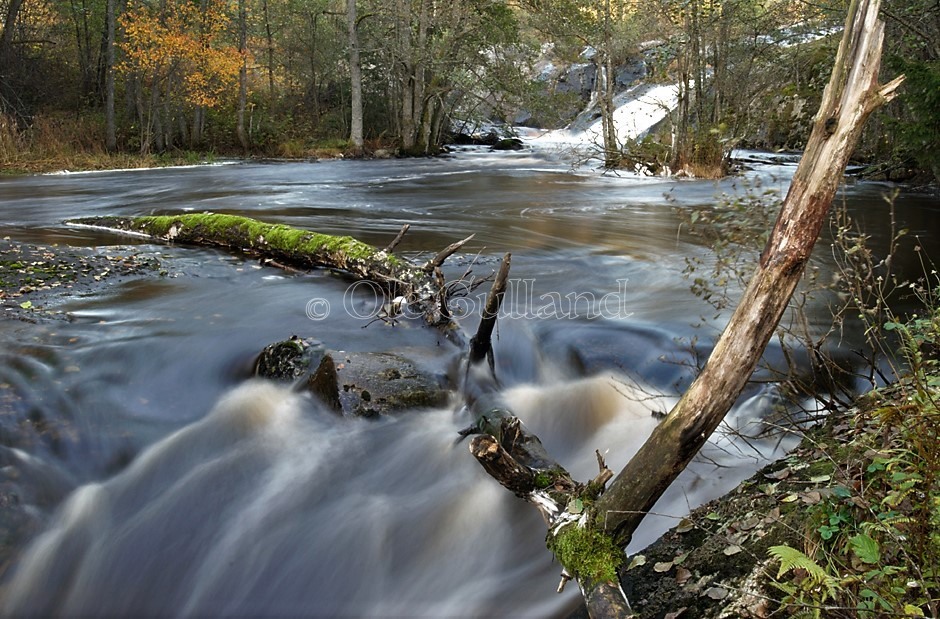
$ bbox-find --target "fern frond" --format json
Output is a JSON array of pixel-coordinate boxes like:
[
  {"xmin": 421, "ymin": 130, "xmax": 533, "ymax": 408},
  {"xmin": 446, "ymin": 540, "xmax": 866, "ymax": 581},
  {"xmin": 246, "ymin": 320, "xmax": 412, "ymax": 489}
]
[{"xmin": 769, "ymin": 545, "xmax": 830, "ymax": 583}]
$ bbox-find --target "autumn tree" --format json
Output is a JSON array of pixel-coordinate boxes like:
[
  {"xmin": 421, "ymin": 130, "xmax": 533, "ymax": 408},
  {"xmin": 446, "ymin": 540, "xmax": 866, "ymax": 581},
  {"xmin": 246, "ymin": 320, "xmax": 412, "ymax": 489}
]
[{"xmin": 118, "ymin": 0, "xmax": 242, "ymax": 153}]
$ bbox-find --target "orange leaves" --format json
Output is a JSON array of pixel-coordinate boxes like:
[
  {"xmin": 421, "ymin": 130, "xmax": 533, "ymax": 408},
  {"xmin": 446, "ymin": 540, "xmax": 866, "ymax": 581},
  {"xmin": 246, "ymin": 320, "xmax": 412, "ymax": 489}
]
[{"xmin": 118, "ymin": 0, "xmax": 243, "ymax": 109}]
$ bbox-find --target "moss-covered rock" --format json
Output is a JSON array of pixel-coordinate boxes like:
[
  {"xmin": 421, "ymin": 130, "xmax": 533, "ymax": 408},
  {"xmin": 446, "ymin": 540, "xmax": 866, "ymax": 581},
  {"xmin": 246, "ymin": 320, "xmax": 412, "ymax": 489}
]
[
  {"xmin": 252, "ymin": 336, "xmax": 325, "ymax": 381},
  {"xmin": 252, "ymin": 338, "xmax": 452, "ymax": 417}
]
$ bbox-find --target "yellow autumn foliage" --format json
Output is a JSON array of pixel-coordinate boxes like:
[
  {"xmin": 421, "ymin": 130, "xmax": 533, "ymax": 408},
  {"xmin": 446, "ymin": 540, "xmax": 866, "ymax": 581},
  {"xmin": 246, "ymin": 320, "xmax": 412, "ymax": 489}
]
[{"xmin": 118, "ymin": 0, "xmax": 244, "ymax": 109}]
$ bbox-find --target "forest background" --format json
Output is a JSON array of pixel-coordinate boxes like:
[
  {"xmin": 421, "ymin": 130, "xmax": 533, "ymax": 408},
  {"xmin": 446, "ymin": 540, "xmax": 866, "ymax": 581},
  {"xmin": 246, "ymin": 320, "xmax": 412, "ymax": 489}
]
[{"xmin": 0, "ymin": 0, "xmax": 937, "ymax": 181}]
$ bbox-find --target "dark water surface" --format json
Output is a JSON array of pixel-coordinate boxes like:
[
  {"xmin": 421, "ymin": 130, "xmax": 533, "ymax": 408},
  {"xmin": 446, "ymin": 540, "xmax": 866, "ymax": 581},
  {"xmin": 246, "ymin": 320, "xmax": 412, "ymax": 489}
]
[{"xmin": 0, "ymin": 148, "xmax": 937, "ymax": 617}]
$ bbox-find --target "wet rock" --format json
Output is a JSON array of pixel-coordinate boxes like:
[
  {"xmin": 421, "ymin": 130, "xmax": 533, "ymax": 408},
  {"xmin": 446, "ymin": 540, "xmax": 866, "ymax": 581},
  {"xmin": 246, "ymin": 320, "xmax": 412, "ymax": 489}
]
[
  {"xmin": 331, "ymin": 351, "xmax": 451, "ymax": 417},
  {"xmin": 305, "ymin": 354, "xmax": 342, "ymax": 412},
  {"xmin": 615, "ymin": 58, "xmax": 648, "ymax": 89},
  {"xmin": 252, "ymin": 336, "xmax": 325, "ymax": 381},
  {"xmin": 554, "ymin": 62, "xmax": 597, "ymax": 100},
  {"xmin": 449, "ymin": 131, "xmax": 501, "ymax": 146},
  {"xmin": 253, "ymin": 337, "xmax": 452, "ymax": 417},
  {"xmin": 491, "ymin": 138, "xmax": 525, "ymax": 152}
]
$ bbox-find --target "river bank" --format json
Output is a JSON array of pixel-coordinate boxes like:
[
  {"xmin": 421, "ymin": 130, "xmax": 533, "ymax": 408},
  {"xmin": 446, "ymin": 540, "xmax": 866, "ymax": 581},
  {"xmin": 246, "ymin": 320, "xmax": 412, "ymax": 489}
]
[{"xmin": 614, "ymin": 371, "xmax": 940, "ymax": 618}]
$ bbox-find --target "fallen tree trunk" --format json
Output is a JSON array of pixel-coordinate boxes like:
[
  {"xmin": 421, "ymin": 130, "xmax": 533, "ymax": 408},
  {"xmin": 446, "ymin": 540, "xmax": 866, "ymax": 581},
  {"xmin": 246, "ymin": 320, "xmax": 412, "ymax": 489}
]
[
  {"xmin": 66, "ymin": 213, "xmax": 468, "ymax": 333},
  {"xmin": 465, "ymin": 2, "xmax": 903, "ymax": 617}
]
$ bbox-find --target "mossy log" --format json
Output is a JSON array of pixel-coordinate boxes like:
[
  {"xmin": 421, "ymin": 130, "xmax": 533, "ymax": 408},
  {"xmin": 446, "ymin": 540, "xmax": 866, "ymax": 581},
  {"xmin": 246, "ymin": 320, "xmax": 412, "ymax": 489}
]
[{"xmin": 66, "ymin": 213, "xmax": 463, "ymax": 330}]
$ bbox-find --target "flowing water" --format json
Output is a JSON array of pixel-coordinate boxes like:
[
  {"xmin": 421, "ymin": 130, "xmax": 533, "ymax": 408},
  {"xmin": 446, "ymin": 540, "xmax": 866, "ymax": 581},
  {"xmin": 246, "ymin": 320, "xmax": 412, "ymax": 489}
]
[{"xmin": 0, "ymin": 147, "xmax": 938, "ymax": 617}]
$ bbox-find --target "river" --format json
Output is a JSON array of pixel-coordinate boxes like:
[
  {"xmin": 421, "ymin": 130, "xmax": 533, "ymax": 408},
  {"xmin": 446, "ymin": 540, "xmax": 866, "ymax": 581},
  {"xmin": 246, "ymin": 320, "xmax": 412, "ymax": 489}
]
[{"xmin": 0, "ymin": 147, "xmax": 937, "ymax": 617}]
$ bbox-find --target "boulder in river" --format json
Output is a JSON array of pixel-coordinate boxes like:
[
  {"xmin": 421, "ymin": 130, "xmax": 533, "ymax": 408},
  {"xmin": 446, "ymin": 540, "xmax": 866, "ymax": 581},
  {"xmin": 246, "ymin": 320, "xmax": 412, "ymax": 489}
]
[{"xmin": 253, "ymin": 337, "xmax": 451, "ymax": 417}]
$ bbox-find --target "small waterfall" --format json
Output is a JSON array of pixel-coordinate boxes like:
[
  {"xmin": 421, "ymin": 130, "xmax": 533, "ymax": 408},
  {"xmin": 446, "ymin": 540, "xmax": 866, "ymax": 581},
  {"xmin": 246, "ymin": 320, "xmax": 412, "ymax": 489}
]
[
  {"xmin": 1, "ymin": 371, "xmax": 796, "ymax": 617},
  {"xmin": 522, "ymin": 82, "xmax": 679, "ymax": 155}
]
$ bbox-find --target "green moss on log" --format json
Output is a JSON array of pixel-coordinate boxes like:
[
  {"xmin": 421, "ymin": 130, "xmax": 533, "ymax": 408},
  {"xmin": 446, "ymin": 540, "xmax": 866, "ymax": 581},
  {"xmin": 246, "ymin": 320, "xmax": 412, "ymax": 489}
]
[
  {"xmin": 549, "ymin": 523, "xmax": 623, "ymax": 584},
  {"xmin": 133, "ymin": 213, "xmax": 396, "ymax": 265},
  {"xmin": 65, "ymin": 213, "xmax": 423, "ymax": 290},
  {"xmin": 65, "ymin": 212, "xmax": 464, "ymax": 327}
]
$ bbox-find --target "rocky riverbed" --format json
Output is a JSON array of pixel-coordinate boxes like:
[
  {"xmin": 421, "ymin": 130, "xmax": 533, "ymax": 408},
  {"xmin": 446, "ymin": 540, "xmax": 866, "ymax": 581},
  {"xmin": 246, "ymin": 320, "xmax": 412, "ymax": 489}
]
[{"xmin": 0, "ymin": 238, "xmax": 161, "ymax": 322}]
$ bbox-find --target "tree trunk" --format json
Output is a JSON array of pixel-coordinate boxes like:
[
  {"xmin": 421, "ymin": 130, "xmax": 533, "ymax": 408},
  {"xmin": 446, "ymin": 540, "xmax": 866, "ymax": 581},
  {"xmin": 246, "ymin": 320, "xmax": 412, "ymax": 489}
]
[
  {"xmin": 104, "ymin": 0, "xmax": 116, "ymax": 151},
  {"xmin": 347, "ymin": 0, "xmax": 363, "ymax": 152},
  {"xmin": 262, "ymin": 0, "xmax": 275, "ymax": 102},
  {"xmin": 599, "ymin": 0, "xmax": 619, "ymax": 168},
  {"xmin": 395, "ymin": 0, "xmax": 416, "ymax": 153},
  {"xmin": 236, "ymin": 0, "xmax": 249, "ymax": 154},
  {"xmin": 0, "ymin": 0, "xmax": 24, "ymax": 73},
  {"xmin": 597, "ymin": 56, "xmax": 618, "ymax": 168},
  {"xmin": 595, "ymin": 0, "xmax": 904, "ymax": 559}
]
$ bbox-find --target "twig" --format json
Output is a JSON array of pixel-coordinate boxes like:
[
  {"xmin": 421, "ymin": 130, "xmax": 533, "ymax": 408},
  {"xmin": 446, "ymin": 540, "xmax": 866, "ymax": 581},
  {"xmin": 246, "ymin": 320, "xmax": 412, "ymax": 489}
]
[
  {"xmin": 424, "ymin": 234, "xmax": 474, "ymax": 270},
  {"xmin": 383, "ymin": 223, "xmax": 410, "ymax": 253}
]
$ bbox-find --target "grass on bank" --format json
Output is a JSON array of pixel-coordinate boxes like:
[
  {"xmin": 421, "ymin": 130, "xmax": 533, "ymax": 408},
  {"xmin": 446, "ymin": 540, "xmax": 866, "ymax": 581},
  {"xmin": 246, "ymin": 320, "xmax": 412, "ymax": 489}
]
[
  {"xmin": 0, "ymin": 112, "xmax": 220, "ymax": 174},
  {"xmin": 0, "ymin": 112, "xmax": 362, "ymax": 175}
]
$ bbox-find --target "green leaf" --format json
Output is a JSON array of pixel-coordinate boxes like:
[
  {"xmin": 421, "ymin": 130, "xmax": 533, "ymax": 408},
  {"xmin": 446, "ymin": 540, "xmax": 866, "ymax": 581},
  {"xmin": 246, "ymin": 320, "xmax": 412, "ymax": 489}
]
[
  {"xmin": 849, "ymin": 534, "xmax": 881, "ymax": 564},
  {"xmin": 833, "ymin": 486, "xmax": 853, "ymax": 499},
  {"xmin": 567, "ymin": 498, "xmax": 583, "ymax": 514},
  {"xmin": 884, "ymin": 321, "xmax": 902, "ymax": 331},
  {"xmin": 19, "ymin": 300, "xmax": 32, "ymax": 309}
]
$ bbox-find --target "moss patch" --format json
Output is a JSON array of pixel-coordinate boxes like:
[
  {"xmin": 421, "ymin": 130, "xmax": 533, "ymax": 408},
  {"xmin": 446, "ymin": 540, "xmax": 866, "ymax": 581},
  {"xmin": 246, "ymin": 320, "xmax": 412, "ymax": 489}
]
[
  {"xmin": 550, "ymin": 523, "xmax": 623, "ymax": 584},
  {"xmin": 132, "ymin": 213, "xmax": 395, "ymax": 265}
]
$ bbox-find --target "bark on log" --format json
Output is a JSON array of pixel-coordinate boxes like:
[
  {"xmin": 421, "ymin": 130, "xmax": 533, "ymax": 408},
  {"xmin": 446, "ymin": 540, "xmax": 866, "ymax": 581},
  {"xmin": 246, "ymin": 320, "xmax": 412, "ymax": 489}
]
[
  {"xmin": 65, "ymin": 213, "xmax": 461, "ymax": 329},
  {"xmin": 468, "ymin": 253, "xmax": 511, "ymax": 366}
]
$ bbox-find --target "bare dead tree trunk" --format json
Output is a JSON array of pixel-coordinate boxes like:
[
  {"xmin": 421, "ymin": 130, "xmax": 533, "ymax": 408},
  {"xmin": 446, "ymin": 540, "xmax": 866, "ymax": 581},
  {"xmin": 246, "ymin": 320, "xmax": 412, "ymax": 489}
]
[{"xmin": 468, "ymin": 2, "xmax": 903, "ymax": 617}]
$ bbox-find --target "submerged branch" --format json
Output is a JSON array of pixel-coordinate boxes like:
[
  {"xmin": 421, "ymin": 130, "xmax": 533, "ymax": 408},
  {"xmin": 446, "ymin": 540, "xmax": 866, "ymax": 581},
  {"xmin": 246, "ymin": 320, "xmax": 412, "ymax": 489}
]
[{"xmin": 460, "ymin": 257, "xmax": 630, "ymax": 616}]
